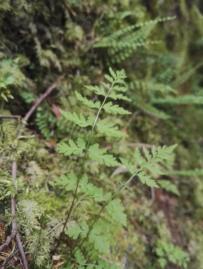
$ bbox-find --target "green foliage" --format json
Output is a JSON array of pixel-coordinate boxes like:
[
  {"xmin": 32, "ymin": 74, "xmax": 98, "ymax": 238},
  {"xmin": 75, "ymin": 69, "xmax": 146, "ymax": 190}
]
[
  {"xmin": 54, "ymin": 68, "xmax": 176, "ymax": 268},
  {"xmin": 57, "ymin": 138, "xmax": 86, "ymax": 157},
  {"xmin": 0, "ymin": 171, "xmax": 13, "ymax": 200},
  {"xmin": 155, "ymin": 240, "xmax": 189, "ymax": 269},
  {"xmin": 88, "ymin": 144, "xmax": 118, "ymax": 167},
  {"xmin": 0, "ymin": 58, "xmax": 25, "ymax": 101},
  {"xmin": 96, "ymin": 119, "xmax": 124, "ymax": 139},
  {"xmin": 61, "ymin": 111, "xmax": 94, "ymax": 128},
  {"xmin": 158, "ymin": 180, "xmax": 179, "ymax": 196},
  {"xmin": 95, "ymin": 16, "xmax": 175, "ymax": 63},
  {"xmin": 1, "ymin": 1, "xmax": 203, "ymax": 269},
  {"xmin": 121, "ymin": 145, "xmax": 176, "ymax": 188},
  {"xmin": 36, "ymin": 106, "xmax": 56, "ymax": 139}
]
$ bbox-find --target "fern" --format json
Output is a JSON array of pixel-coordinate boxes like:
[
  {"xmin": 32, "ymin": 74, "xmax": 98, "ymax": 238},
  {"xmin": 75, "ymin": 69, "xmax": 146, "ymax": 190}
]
[
  {"xmin": 86, "ymin": 69, "xmax": 130, "ymax": 103},
  {"xmin": 120, "ymin": 145, "xmax": 176, "ymax": 188},
  {"xmin": 96, "ymin": 119, "xmax": 124, "ymax": 139},
  {"xmin": 1, "ymin": 2, "xmax": 200, "ymax": 269},
  {"xmin": 55, "ymin": 68, "xmax": 177, "ymax": 268},
  {"xmin": 88, "ymin": 144, "xmax": 118, "ymax": 167},
  {"xmin": 153, "ymin": 94, "xmax": 203, "ymax": 105},
  {"xmin": 61, "ymin": 111, "xmax": 94, "ymax": 128},
  {"xmin": 36, "ymin": 106, "xmax": 56, "ymax": 139},
  {"xmin": 75, "ymin": 91, "xmax": 100, "ymax": 109},
  {"xmin": 158, "ymin": 180, "xmax": 179, "ymax": 195},
  {"xmin": 128, "ymin": 77, "xmax": 176, "ymax": 119},
  {"xmin": 95, "ymin": 17, "xmax": 175, "ymax": 63},
  {"xmin": 156, "ymin": 240, "xmax": 189, "ymax": 269},
  {"xmin": 103, "ymin": 102, "xmax": 130, "ymax": 115},
  {"xmin": 57, "ymin": 138, "xmax": 86, "ymax": 157},
  {"xmin": 34, "ymin": 37, "xmax": 62, "ymax": 71}
]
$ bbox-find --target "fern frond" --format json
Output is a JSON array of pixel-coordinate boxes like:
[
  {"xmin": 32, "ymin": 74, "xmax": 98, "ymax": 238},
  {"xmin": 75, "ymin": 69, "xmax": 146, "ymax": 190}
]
[
  {"xmin": 106, "ymin": 199, "xmax": 127, "ymax": 226},
  {"xmin": 85, "ymin": 68, "xmax": 129, "ymax": 103},
  {"xmin": 79, "ymin": 177, "xmax": 108, "ymax": 202},
  {"xmin": 153, "ymin": 95, "xmax": 203, "ymax": 105},
  {"xmin": 88, "ymin": 144, "xmax": 118, "ymax": 167},
  {"xmin": 120, "ymin": 145, "xmax": 176, "ymax": 188},
  {"xmin": 55, "ymin": 172, "xmax": 77, "ymax": 192},
  {"xmin": 137, "ymin": 171, "xmax": 159, "ymax": 188},
  {"xmin": 57, "ymin": 138, "xmax": 86, "ymax": 157},
  {"xmin": 158, "ymin": 180, "xmax": 179, "ymax": 195},
  {"xmin": 103, "ymin": 102, "xmax": 130, "ymax": 115},
  {"xmin": 66, "ymin": 221, "xmax": 88, "ymax": 240},
  {"xmin": 95, "ymin": 16, "xmax": 175, "ymax": 63},
  {"xmin": 75, "ymin": 91, "xmax": 100, "ymax": 109},
  {"xmin": 135, "ymin": 100, "xmax": 170, "ymax": 119},
  {"xmin": 36, "ymin": 107, "xmax": 56, "ymax": 139},
  {"xmin": 134, "ymin": 145, "xmax": 176, "ymax": 175},
  {"xmin": 86, "ymin": 85, "xmax": 130, "ymax": 102},
  {"xmin": 61, "ymin": 111, "xmax": 94, "ymax": 128},
  {"xmin": 97, "ymin": 119, "xmax": 124, "ymax": 138}
]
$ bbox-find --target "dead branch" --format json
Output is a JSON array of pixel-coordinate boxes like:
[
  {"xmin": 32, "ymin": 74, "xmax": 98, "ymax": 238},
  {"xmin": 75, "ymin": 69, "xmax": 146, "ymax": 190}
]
[{"xmin": 23, "ymin": 76, "xmax": 63, "ymax": 124}]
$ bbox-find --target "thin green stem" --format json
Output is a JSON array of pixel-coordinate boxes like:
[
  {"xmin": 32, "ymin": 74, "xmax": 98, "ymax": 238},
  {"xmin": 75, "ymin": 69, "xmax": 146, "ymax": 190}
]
[{"xmin": 91, "ymin": 82, "xmax": 114, "ymax": 132}]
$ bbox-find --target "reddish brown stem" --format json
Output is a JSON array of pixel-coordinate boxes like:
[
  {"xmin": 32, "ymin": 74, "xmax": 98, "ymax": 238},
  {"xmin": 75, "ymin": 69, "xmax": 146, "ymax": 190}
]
[{"xmin": 23, "ymin": 76, "xmax": 63, "ymax": 123}]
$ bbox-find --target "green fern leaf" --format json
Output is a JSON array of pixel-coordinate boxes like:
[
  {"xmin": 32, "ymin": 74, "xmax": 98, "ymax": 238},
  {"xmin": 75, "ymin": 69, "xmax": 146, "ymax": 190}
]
[
  {"xmin": 89, "ymin": 221, "xmax": 111, "ymax": 254},
  {"xmin": 120, "ymin": 158, "xmax": 136, "ymax": 174},
  {"xmin": 121, "ymin": 146, "xmax": 176, "ymax": 189},
  {"xmin": 158, "ymin": 180, "xmax": 179, "ymax": 195},
  {"xmin": 80, "ymin": 179, "xmax": 107, "ymax": 202},
  {"xmin": 88, "ymin": 144, "xmax": 118, "ymax": 167},
  {"xmin": 66, "ymin": 221, "xmax": 82, "ymax": 240},
  {"xmin": 134, "ymin": 145, "xmax": 176, "ymax": 175},
  {"xmin": 87, "ymin": 84, "xmax": 130, "ymax": 101},
  {"xmin": 74, "ymin": 249, "xmax": 86, "ymax": 266},
  {"xmin": 106, "ymin": 199, "xmax": 127, "ymax": 226},
  {"xmin": 55, "ymin": 172, "xmax": 77, "ymax": 192},
  {"xmin": 57, "ymin": 138, "xmax": 86, "ymax": 156},
  {"xmin": 103, "ymin": 102, "xmax": 130, "ymax": 115},
  {"xmin": 95, "ymin": 16, "xmax": 175, "ymax": 63},
  {"xmin": 65, "ymin": 221, "xmax": 89, "ymax": 241},
  {"xmin": 138, "ymin": 171, "xmax": 159, "ymax": 188},
  {"xmin": 61, "ymin": 111, "xmax": 94, "ymax": 128},
  {"xmin": 75, "ymin": 91, "xmax": 100, "ymax": 109},
  {"xmin": 153, "ymin": 95, "xmax": 203, "ymax": 105},
  {"xmin": 97, "ymin": 120, "xmax": 124, "ymax": 138}
]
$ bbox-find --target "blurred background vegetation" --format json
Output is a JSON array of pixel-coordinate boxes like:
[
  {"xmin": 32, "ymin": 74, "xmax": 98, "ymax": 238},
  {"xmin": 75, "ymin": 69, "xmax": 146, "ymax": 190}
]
[{"xmin": 1, "ymin": 0, "xmax": 203, "ymax": 268}]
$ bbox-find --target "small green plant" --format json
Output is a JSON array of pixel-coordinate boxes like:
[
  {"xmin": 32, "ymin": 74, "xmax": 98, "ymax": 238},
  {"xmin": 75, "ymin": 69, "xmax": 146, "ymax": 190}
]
[
  {"xmin": 95, "ymin": 17, "xmax": 175, "ymax": 63},
  {"xmin": 1, "ymin": 1, "xmax": 201, "ymax": 267},
  {"xmin": 54, "ymin": 68, "xmax": 177, "ymax": 268},
  {"xmin": 155, "ymin": 239, "xmax": 189, "ymax": 269}
]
